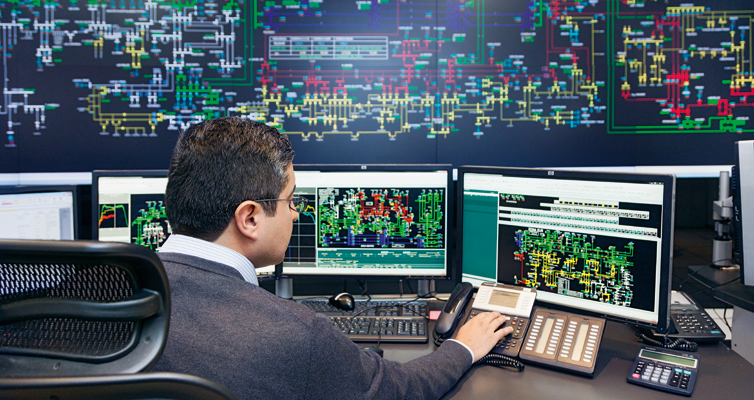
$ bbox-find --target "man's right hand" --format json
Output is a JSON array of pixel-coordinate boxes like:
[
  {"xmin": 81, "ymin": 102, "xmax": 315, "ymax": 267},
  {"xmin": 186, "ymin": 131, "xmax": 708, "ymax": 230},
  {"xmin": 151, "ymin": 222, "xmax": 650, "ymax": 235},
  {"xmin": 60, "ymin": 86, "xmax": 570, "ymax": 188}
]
[{"xmin": 454, "ymin": 312, "xmax": 512, "ymax": 363}]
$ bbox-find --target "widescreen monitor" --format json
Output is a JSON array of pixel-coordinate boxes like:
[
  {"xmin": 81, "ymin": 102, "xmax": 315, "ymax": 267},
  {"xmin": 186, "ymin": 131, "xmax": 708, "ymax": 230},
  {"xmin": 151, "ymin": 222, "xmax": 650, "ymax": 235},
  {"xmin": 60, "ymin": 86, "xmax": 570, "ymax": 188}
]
[
  {"xmin": 0, "ymin": 185, "xmax": 77, "ymax": 240},
  {"xmin": 282, "ymin": 164, "xmax": 453, "ymax": 280},
  {"xmin": 458, "ymin": 166, "xmax": 675, "ymax": 332},
  {"xmin": 92, "ymin": 170, "xmax": 278, "ymax": 280}
]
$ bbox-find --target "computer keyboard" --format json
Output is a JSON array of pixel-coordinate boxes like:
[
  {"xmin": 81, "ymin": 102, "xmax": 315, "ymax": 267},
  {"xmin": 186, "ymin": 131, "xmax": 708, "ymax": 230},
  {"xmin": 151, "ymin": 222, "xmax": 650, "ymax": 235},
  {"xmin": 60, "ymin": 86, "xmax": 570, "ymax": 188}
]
[
  {"xmin": 329, "ymin": 316, "xmax": 428, "ymax": 343},
  {"xmin": 300, "ymin": 300, "xmax": 429, "ymax": 343},
  {"xmin": 300, "ymin": 299, "xmax": 428, "ymax": 317}
]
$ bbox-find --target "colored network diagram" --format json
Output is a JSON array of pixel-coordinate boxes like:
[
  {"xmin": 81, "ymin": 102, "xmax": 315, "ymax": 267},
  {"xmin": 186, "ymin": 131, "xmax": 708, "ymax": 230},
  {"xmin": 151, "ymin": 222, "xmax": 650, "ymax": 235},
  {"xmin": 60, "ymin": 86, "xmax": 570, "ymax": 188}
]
[
  {"xmin": 1, "ymin": 0, "xmax": 753, "ymax": 172},
  {"xmin": 130, "ymin": 195, "xmax": 171, "ymax": 250},
  {"xmin": 512, "ymin": 228, "xmax": 636, "ymax": 307},
  {"xmin": 317, "ymin": 187, "xmax": 444, "ymax": 249}
]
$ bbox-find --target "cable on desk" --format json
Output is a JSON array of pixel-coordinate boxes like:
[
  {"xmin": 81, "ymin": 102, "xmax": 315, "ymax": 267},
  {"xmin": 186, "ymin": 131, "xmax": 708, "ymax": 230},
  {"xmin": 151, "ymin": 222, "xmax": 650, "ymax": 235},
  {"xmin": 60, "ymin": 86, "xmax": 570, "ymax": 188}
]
[
  {"xmin": 356, "ymin": 279, "xmax": 372, "ymax": 301},
  {"xmin": 432, "ymin": 330, "xmax": 446, "ymax": 347},
  {"xmin": 710, "ymin": 306, "xmax": 732, "ymax": 331},
  {"xmin": 636, "ymin": 331, "xmax": 699, "ymax": 352},
  {"xmin": 473, "ymin": 353, "xmax": 525, "ymax": 372}
]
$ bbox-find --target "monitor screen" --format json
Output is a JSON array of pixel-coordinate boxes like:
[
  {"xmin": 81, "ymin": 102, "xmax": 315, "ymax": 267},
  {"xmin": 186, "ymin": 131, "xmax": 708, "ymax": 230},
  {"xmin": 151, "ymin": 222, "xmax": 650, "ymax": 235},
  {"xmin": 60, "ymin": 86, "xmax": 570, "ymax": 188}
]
[
  {"xmin": 282, "ymin": 165, "xmax": 452, "ymax": 279},
  {"xmin": 0, "ymin": 186, "xmax": 77, "ymax": 240},
  {"xmin": 93, "ymin": 170, "xmax": 171, "ymax": 250},
  {"xmin": 92, "ymin": 170, "xmax": 278, "ymax": 280},
  {"xmin": 458, "ymin": 166, "xmax": 675, "ymax": 332}
]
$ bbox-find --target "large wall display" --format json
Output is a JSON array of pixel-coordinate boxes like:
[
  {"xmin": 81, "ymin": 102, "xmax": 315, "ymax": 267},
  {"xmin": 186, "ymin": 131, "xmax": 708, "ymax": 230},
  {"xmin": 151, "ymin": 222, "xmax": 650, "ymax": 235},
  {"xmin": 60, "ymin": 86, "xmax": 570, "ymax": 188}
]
[{"xmin": 1, "ymin": 0, "xmax": 752, "ymax": 172}]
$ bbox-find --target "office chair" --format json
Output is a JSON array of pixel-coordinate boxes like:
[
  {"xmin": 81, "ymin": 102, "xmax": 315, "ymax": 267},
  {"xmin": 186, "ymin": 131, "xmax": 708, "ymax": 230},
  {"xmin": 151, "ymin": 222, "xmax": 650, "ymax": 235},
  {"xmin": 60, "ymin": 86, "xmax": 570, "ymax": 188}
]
[{"xmin": 0, "ymin": 239, "xmax": 239, "ymax": 400}]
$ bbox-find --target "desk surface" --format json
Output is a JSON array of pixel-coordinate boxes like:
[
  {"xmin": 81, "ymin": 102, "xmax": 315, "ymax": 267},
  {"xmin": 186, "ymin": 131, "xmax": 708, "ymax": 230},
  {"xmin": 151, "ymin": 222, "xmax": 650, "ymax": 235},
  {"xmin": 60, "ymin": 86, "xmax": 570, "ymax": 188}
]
[
  {"xmin": 374, "ymin": 309, "xmax": 754, "ymax": 399},
  {"xmin": 687, "ymin": 264, "xmax": 740, "ymax": 289},
  {"xmin": 713, "ymin": 281, "xmax": 754, "ymax": 312}
]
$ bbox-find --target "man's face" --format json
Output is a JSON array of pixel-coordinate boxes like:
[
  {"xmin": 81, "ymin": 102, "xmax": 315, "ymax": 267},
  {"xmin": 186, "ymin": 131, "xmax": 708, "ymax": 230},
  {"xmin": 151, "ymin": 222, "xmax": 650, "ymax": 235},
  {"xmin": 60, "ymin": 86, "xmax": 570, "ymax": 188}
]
[{"xmin": 260, "ymin": 163, "xmax": 299, "ymax": 266}]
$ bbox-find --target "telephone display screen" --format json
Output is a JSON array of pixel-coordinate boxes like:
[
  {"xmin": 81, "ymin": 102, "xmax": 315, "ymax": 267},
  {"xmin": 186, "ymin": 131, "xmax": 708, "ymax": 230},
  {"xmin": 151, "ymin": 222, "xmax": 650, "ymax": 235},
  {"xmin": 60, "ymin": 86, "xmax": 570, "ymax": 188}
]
[{"xmin": 488, "ymin": 290, "xmax": 519, "ymax": 308}]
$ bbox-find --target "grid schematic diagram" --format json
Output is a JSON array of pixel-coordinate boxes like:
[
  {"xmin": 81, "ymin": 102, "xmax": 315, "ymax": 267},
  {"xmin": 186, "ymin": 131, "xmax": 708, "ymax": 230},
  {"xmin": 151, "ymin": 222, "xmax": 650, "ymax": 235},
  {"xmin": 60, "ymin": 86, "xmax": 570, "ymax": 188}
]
[
  {"xmin": 512, "ymin": 228, "xmax": 635, "ymax": 307},
  {"xmin": 130, "ymin": 195, "xmax": 171, "ymax": 251},
  {"xmin": 2, "ymin": 1, "xmax": 752, "ymax": 173},
  {"xmin": 317, "ymin": 187, "xmax": 445, "ymax": 249}
]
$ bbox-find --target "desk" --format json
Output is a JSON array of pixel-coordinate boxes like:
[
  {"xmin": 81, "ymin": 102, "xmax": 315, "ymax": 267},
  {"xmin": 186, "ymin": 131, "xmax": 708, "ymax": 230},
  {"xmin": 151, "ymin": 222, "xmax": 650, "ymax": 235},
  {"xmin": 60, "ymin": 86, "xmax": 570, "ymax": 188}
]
[
  {"xmin": 378, "ymin": 316, "xmax": 754, "ymax": 399},
  {"xmin": 713, "ymin": 282, "xmax": 754, "ymax": 366},
  {"xmin": 687, "ymin": 264, "xmax": 740, "ymax": 289},
  {"xmin": 686, "ymin": 264, "xmax": 754, "ymax": 365}
]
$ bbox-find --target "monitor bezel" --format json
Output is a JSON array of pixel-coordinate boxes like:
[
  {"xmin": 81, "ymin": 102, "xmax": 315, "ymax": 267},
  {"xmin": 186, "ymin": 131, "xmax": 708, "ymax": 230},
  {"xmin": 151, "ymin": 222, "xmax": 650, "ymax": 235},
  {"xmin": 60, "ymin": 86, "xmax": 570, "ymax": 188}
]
[
  {"xmin": 457, "ymin": 165, "xmax": 675, "ymax": 333},
  {"xmin": 282, "ymin": 163, "xmax": 455, "ymax": 281},
  {"xmin": 733, "ymin": 140, "xmax": 753, "ymax": 287},
  {"xmin": 0, "ymin": 184, "xmax": 80, "ymax": 240}
]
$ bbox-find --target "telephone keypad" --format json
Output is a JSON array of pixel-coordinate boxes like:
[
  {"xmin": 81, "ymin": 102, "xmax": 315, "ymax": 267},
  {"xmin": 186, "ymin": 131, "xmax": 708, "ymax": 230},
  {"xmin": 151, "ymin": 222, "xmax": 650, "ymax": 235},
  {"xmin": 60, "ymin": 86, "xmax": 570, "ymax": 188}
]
[{"xmin": 467, "ymin": 309, "xmax": 530, "ymax": 357}]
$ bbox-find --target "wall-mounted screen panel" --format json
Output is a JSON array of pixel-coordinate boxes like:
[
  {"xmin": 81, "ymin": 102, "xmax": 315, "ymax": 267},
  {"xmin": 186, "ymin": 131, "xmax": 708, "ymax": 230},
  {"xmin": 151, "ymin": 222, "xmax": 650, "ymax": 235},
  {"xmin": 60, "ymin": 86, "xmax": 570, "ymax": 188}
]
[{"xmin": 1, "ymin": 1, "xmax": 753, "ymax": 173}]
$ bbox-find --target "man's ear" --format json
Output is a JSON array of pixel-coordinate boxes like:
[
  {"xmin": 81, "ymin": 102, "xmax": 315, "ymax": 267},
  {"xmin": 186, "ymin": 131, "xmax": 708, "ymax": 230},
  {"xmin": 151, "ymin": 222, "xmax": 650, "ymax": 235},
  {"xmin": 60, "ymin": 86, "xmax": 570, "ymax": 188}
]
[{"xmin": 234, "ymin": 200, "xmax": 264, "ymax": 240}]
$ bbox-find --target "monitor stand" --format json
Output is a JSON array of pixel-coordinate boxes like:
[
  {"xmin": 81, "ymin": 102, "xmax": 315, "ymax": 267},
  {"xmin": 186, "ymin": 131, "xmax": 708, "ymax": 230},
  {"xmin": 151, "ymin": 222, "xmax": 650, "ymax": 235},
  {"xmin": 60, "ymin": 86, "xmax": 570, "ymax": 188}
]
[
  {"xmin": 276, "ymin": 277, "xmax": 293, "ymax": 299},
  {"xmin": 276, "ymin": 277, "xmax": 435, "ymax": 298},
  {"xmin": 417, "ymin": 279, "xmax": 435, "ymax": 297}
]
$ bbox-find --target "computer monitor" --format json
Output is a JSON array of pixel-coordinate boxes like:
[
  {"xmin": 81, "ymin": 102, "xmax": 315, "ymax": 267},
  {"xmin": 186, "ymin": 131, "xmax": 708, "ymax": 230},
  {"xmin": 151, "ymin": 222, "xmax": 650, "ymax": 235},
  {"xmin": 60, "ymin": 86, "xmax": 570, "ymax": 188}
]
[
  {"xmin": 93, "ymin": 170, "xmax": 171, "ymax": 250},
  {"xmin": 0, "ymin": 185, "xmax": 78, "ymax": 240},
  {"xmin": 458, "ymin": 166, "xmax": 675, "ymax": 332},
  {"xmin": 282, "ymin": 164, "xmax": 453, "ymax": 280},
  {"xmin": 92, "ymin": 170, "xmax": 278, "ymax": 280},
  {"xmin": 733, "ymin": 140, "xmax": 754, "ymax": 286}
]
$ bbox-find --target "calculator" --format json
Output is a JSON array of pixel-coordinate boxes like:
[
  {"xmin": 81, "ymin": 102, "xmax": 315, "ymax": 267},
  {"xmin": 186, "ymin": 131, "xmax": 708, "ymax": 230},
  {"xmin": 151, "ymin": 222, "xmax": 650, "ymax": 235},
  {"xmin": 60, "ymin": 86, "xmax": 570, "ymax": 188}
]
[{"xmin": 627, "ymin": 345, "xmax": 700, "ymax": 396}]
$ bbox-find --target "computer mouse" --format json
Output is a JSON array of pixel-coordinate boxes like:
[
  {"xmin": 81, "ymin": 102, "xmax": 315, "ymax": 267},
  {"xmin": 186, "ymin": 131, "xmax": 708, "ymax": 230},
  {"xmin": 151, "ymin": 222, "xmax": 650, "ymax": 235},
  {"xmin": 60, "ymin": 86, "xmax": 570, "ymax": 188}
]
[
  {"xmin": 362, "ymin": 346, "xmax": 384, "ymax": 358},
  {"xmin": 329, "ymin": 292, "xmax": 355, "ymax": 311}
]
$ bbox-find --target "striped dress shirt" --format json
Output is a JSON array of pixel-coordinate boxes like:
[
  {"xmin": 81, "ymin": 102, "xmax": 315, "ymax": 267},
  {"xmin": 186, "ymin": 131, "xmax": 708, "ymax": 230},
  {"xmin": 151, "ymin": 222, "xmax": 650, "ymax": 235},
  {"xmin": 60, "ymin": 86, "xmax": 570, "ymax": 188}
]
[{"xmin": 158, "ymin": 234, "xmax": 259, "ymax": 286}]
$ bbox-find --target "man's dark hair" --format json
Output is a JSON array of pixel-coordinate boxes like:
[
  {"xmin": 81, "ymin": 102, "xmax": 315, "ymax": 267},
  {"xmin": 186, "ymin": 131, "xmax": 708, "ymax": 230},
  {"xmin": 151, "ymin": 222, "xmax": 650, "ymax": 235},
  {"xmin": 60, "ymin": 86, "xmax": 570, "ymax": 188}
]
[{"xmin": 165, "ymin": 117, "xmax": 295, "ymax": 241}]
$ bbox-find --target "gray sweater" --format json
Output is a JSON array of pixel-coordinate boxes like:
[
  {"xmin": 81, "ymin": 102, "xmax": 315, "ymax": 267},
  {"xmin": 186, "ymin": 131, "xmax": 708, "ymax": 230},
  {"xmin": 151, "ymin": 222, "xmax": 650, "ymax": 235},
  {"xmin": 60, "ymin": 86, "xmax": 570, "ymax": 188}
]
[{"xmin": 152, "ymin": 252, "xmax": 472, "ymax": 399}]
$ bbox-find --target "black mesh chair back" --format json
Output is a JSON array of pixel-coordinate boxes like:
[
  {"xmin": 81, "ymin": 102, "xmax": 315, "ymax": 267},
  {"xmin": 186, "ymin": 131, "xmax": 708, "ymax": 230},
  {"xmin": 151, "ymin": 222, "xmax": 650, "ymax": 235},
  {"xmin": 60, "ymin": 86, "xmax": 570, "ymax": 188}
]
[
  {"xmin": 0, "ymin": 240, "xmax": 170, "ymax": 377},
  {"xmin": 0, "ymin": 372, "xmax": 241, "ymax": 400},
  {"xmin": 0, "ymin": 240, "xmax": 241, "ymax": 400}
]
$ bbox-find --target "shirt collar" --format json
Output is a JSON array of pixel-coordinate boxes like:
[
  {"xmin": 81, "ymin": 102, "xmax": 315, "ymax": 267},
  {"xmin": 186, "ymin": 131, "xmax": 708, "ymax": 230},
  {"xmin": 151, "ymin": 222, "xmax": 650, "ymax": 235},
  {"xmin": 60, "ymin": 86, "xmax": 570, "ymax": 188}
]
[{"xmin": 158, "ymin": 234, "xmax": 259, "ymax": 286}]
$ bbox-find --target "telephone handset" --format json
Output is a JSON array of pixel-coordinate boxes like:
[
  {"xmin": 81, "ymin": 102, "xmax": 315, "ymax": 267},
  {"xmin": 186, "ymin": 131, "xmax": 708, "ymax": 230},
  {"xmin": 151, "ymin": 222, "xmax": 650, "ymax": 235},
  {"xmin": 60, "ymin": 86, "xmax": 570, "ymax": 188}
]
[{"xmin": 433, "ymin": 282, "xmax": 473, "ymax": 344}]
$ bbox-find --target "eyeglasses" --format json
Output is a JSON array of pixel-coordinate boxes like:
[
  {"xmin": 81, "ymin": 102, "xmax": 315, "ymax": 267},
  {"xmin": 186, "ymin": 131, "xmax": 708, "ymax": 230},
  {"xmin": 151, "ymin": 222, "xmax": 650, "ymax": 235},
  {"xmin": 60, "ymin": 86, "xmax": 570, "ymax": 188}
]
[{"xmin": 253, "ymin": 195, "xmax": 309, "ymax": 213}]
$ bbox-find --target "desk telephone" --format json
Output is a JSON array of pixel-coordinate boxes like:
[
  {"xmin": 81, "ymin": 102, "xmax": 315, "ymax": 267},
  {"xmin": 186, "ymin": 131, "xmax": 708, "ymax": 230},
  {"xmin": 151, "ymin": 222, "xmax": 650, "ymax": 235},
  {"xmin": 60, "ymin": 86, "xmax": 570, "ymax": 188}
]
[
  {"xmin": 433, "ymin": 282, "xmax": 535, "ymax": 371},
  {"xmin": 649, "ymin": 291, "xmax": 725, "ymax": 344},
  {"xmin": 466, "ymin": 283, "xmax": 536, "ymax": 357},
  {"xmin": 434, "ymin": 283, "xmax": 606, "ymax": 376}
]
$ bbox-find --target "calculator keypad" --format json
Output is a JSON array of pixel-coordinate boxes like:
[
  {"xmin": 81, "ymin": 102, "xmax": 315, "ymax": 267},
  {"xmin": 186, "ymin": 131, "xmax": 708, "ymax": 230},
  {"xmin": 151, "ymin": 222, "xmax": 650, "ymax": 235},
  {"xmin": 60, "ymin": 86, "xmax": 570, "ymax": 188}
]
[{"xmin": 628, "ymin": 347, "xmax": 698, "ymax": 396}]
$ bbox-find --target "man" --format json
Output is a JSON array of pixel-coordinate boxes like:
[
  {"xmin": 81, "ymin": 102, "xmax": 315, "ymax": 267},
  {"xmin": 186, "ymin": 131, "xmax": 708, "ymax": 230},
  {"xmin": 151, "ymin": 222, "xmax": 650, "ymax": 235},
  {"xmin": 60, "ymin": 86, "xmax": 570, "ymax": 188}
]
[{"xmin": 152, "ymin": 116, "xmax": 512, "ymax": 399}]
